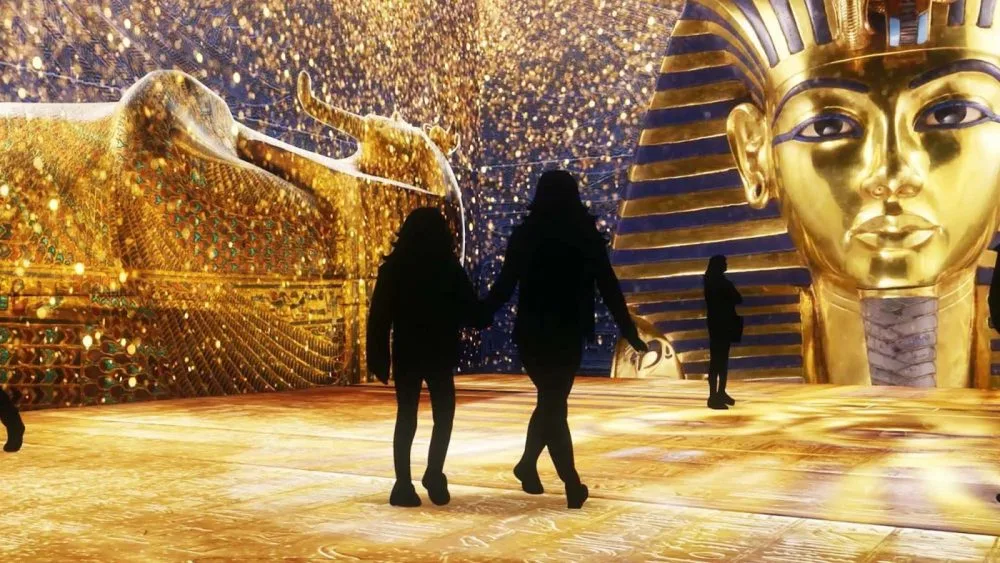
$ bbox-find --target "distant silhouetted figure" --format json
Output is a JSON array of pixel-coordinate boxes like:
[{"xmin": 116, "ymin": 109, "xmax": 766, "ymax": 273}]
[
  {"xmin": 989, "ymin": 247, "xmax": 1000, "ymax": 332},
  {"xmin": 704, "ymin": 255, "xmax": 742, "ymax": 410},
  {"xmin": 367, "ymin": 208, "xmax": 480, "ymax": 508},
  {"xmin": 484, "ymin": 170, "xmax": 648, "ymax": 509},
  {"xmin": 0, "ymin": 387, "xmax": 23, "ymax": 452}
]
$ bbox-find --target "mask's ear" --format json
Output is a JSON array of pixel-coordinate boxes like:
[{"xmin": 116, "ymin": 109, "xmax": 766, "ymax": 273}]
[{"xmin": 726, "ymin": 102, "xmax": 774, "ymax": 210}]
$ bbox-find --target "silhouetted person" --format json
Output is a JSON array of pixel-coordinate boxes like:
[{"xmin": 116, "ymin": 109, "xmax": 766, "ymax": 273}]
[
  {"xmin": 484, "ymin": 170, "xmax": 647, "ymax": 509},
  {"xmin": 990, "ymin": 246, "xmax": 1000, "ymax": 332},
  {"xmin": 0, "ymin": 387, "xmax": 23, "ymax": 452},
  {"xmin": 704, "ymin": 255, "xmax": 742, "ymax": 410},
  {"xmin": 367, "ymin": 208, "xmax": 480, "ymax": 508}
]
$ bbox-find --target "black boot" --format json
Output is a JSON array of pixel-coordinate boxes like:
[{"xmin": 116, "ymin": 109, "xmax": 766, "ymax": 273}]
[
  {"xmin": 4, "ymin": 422, "xmax": 23, "ymax": 453},
  {"xmin": 421, "ymin": 473, "xmax": 451, "ymax": 506},
  {"xmin": 0, "ymin": 389, "xmax": 23, "ymax": 453},
  {"xmin": 514, "ymin": 462, "xmax": 544, "ymax": 495},
  {"xmin": 566, "ymin": 482, "xmax": 589, "ymax": 509},
  {"xmin": 389, "ymin": 481, "xmax": 421, "ymax": 507},
  {"xmin": 707, "ymin": 395, "xmax": 728, "ymax": 410},
  {"xmin": 720, "ymin": 392, "xmax": 735, "ymax": 406}
]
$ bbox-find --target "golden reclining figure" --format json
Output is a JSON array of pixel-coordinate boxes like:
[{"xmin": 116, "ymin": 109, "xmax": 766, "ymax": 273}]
[{"xmin": 0, "ymin": 69, "xmax": 464, "ymax": 408}]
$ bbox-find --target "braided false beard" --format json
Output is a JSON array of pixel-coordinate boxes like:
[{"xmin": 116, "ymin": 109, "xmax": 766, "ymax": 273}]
[{"xmin": 861, "ymin": 297, "xmax": 937, "ymax": 387}]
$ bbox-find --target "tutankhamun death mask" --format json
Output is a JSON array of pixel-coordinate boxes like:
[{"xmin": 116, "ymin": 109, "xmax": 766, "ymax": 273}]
[{"xmin": 612, "ymin": 0, "xmax": 1000, "ymax": 388}]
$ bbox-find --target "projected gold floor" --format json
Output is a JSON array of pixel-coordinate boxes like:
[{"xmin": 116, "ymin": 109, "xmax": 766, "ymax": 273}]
[{"xmin": 6, "ymin": 376, "xmax": 1000, "ymax": 561}]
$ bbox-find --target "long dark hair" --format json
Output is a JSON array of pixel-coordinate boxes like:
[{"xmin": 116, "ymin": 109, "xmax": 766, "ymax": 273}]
[
  {"xmin": 526, "ymin": 169, "xmax": 601, "ymax": 236},
  {"xmin": 384, "ymin": 207, "xmax": 456, "ymax": 265},
  {"xmin": 704, "ymin": 255, "xmax": 727, "ymax": 283}
]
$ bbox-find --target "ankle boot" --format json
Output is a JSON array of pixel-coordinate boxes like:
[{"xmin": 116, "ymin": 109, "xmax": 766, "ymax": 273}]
[
  {"xmin": 707, "ymin": 395, "xmax": 728, "ymax": 410},
  {"xmin": 389, "ymin": 481, "xmax": 421, "ymax": 507},
  {"xmin": 566, "ymin": 482, "xmax": 589, "ymax": 509},
  {"xmin": 421, "ymin": 473, "xmax": 451, "ymax": 506},
  {"xmin": 514, "ymin": 462, "xmax": 544, "ymax": 495}
]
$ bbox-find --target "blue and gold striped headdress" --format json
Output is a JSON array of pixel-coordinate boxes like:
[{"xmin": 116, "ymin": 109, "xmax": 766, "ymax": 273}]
[{"xmin": 612, "ymin": 0, "xmax": 1000, "ymax": 379}]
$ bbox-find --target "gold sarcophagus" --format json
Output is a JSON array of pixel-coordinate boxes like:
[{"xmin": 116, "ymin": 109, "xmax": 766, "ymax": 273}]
[{"xmin": 0, "ymin": 69, "xmax": 464, "ymax": 408}]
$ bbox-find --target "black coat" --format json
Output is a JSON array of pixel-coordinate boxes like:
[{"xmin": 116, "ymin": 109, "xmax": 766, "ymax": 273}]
[
  {"xmin": 484, "ymin": 215, "xmax": 638, "ymax": 348},
  {"xmin": 704, "ymin": 275, "xmax": 743, "ymax": 340},
  {"xmin": 366, "ymin": 255, "xmax": 478, "ymax": 378}
]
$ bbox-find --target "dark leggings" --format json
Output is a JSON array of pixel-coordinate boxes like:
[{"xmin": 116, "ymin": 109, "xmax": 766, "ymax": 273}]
[
  {"xmin": 708, "ymin": 336, "xmax": 731, "ymax": 396},
  {"xmin": 393, "ymin": 373, "xmax": 455, "ymax": 483},
  {"xmin": 519, "ymin": 349, "xmax": 582, "ymax": 487}
]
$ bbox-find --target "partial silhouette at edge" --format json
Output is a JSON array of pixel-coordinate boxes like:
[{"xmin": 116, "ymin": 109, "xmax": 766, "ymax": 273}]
[
  {"xmin": 0, "ymin": 387, "xmax": 24, "ymax": 452},
  {"xmin": 989, "ymin": 245, "xmax": 1000, "ymax": 332}
]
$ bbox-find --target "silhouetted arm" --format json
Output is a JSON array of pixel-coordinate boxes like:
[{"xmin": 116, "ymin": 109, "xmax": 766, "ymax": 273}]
[
  {"xmin": 366, "ymin": 265, "xmax": 393, "ymax": 384},
  {"xmin": 730, "ymin": 280, "xmax": 743, "ymax": 306},
  {"xmin": 482, "ymin": 229, "xmax": 522, "ymax": 319},
  {"xmin": 454, "ymin": 263, "xmax": 486, "ymax": 329},
  {"xmin": 593, "ymin": 237, "xmax": 646, "ymax": 352}
]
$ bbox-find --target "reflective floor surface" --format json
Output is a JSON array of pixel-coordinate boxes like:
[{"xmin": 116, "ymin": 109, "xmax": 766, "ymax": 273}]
[{"xmin": 5, "ymin": 376, "xmax": 1000, "ymax": 561}]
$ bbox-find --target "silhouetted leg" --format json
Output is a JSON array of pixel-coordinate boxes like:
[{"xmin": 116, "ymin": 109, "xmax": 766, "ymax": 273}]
[
  {"xmin": 707, "ymin": 334, "xmax": 721, "ymax": 397},
  {"xmin": 707, "ymin": 337, "xmax": 729, "ymax": 409},
  {"xmin": 719, "ymin": 343, "xmax": 730, "ymax": 394},
  {"xmin": 512, "ymin": 361, "xmax": 545, "ymax": 494},
  {"xmin": 522, "ymin": 406, "xmax": 545, "ymax": 463},
  {"xmin": 540, "ymin": 371, "xmax": 580, "ymax": 486},
  {"xmin": 707, "ymin": 342, "xmax": 719, "ymax": 400},
  {"xmin": 422, "ymin": 373, "xmax": 455, "ymax": 481},
  {"xmin": 393, "ymin": 378, "xmax": 422, "ymax": 483},
  {"xmin": 712, "ymin": 339, "xmax": 734, "ymax": 405},
  {"xmin": 389, "ymin": 375, "xmax": 423, "ymax": 506},
  {"xmin": 520, "ymin": 367, "xmax": 547, "ymax": 467},
  {"xmin": 417, "ymin": 373, "xmax": 454, "ymax": 505},
  {"xmin": 540, "ymin": 367, "xmax": 588, "ymax": 508},
  {"xmin": 0, "ymin": 387, "xmax": 23, "ymax": 453}
]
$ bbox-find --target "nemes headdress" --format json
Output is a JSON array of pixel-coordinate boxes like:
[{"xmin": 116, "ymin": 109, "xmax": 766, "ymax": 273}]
[{"xmin": 669, "ymin": 1, "xmax": 1000, "ymax": 105}]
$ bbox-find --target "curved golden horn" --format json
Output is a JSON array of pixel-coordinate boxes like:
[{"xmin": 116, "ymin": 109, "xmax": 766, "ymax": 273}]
[
  {"xmin": 835, "ymin": 0, "xmax": 870, "ymax": 50},
  {"xmin": 296, "ymin": 71, "xmax": 365, "ymax": 139}
]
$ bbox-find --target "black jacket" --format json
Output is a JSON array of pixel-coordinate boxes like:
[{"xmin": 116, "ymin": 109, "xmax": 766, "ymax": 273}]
[
  {"xmin": 366, "ymin": 256, "xmax": 478, "ymax": 378},
  {"xmin": 484, "ymin": 215, "xmax": 638, "ymax": 346},
  {"xmin": 704, "ymin": 275, "xmax": 743, "ymax": 337}
]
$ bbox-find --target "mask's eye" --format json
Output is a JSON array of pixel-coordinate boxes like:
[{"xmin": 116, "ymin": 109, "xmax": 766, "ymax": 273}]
[
  {"xmin": 777, "ymin": 114, "xmax": 862, "ymax": 145},
  {"xmin": 799, "ymin": 117, "xmax": 855, "ymax": 138},
  {"xmin": 773, "ymin": 114, "xmax": 862, "ymax": 146},
  {"xmin": 917, "ymin": 100, "xmax": 995, "ymax": 131}
]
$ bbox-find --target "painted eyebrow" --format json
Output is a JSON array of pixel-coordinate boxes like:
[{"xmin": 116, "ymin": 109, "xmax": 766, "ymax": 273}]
[
  {"xmin": 772, "ymin": 78, "xmax": 871, "ymax": 124},
  {"xmin": 909, "ymin": 59, "xmax": 1000, "ymax": 89}
]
